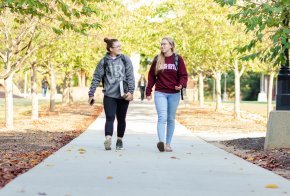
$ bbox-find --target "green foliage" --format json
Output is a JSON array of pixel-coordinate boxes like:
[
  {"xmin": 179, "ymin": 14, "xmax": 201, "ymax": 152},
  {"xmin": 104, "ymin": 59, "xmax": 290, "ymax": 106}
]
[
  {"xmin": 130, "ymin": 0, "xmax": 252, "ymax": 78},
  {"xmin": 139, "ymin": 53, "xmax": 152, "ymax": 74},
  {"xmin": 0, "ymin": 0, "xmax": 103, "ymax": 34},
  {"xmin": 215, "ymin": 0, "xmax": 290, "ymax": 66},
  {"xmin": 240, "ymin": 71, "xmax": 260, "ymax": 101},
  {"xmin": 0, "ymin": 0, "xmax": 107, "ymax": 81},
  {"xmin": 206, "ymin": 71, "xmax": 261, "ymax": 101}
]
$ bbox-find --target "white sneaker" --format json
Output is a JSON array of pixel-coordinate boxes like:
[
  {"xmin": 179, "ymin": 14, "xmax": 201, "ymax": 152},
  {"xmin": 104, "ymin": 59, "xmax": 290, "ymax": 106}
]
[
  {"xmin": 104, "ymin": 138, "xmax": 112, "ymax": 150},
  {"xmin": 165, "ymin": 145, "xmax": 173, "ymax": 152}
]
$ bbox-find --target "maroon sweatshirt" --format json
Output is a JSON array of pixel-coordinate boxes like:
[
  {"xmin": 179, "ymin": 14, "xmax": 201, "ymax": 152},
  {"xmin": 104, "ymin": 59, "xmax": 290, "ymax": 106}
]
[{"xmin": 146, "ymin": 54, "xmax": 188, "ymax": 96}]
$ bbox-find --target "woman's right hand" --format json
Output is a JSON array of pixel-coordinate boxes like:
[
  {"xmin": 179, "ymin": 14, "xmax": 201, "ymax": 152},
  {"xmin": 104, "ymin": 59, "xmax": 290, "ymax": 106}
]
[
  {"xmin": 146, "ymin": 95, "xmax": 152, "ymax": 101},
  {"xmin": 124, "ymin": 92, "xmax": 133, "ymax": 101}
]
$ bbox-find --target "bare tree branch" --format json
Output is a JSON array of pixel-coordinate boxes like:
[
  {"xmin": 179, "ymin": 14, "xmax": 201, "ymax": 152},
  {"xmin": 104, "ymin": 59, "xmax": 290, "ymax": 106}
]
[
  {"xmin": 239, "ymin": 64, "xmax": 246, "ymax": 77},
  {"xmin": 4, "ymin": 26, "xmax": 10, "ymax": 66},
  {"xmin": 12, "ymin": 26, "xmax": 36, "ymax": 57},
  {"xmin": 0, "ymin": 45, "xmax": 40, "ymax": 79},
  {"xmin": 0, "ymin": 52, "xmax": 5, "ymax": 61},
  {"xmin": 13, "ymin": 19, "xmax": 38, "ymax": 47}
]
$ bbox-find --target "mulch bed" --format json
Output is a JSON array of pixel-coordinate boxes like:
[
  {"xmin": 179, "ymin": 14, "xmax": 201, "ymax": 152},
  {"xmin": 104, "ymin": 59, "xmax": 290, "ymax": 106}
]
[
  {"xmin": 0, "ymin": 102, "xmax": 103, "ymax": 189},
  {"xmin": 212, "ymin": 137, "xmax": 290, "ymax": 180},
  {"xmin": 177, "ymin": 105, "xmax": 290, "ymax": 180}
]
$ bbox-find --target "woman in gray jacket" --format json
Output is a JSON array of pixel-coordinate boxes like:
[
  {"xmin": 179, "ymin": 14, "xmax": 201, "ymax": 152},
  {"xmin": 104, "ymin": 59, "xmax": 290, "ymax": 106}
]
[{"xmin": 88, "ymin": 37, "xmax": 135, "ymax": 150}]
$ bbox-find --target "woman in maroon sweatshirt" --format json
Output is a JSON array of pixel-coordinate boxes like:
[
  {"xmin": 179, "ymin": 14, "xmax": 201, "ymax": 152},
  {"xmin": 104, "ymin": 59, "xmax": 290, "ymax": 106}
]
[{"xmin": 146, "ymin": 37, "xmax": 188, "ymax": 152}]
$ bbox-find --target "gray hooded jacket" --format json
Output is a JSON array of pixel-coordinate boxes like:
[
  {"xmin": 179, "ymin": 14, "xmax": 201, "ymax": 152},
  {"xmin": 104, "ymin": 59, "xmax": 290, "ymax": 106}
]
[{"xmin": 88, "ymin": 53, "xmax": 135, "ymax": 99}]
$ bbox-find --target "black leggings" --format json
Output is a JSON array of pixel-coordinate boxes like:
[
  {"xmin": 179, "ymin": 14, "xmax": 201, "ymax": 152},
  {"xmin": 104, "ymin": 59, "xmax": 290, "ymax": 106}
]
[
  {"xmin": 140, "ymin": 86, "xmax": 145, "ymax": 101},
  {"xmin": 103, "ymin": 96, "xmax": 129, "ymax": 138}
]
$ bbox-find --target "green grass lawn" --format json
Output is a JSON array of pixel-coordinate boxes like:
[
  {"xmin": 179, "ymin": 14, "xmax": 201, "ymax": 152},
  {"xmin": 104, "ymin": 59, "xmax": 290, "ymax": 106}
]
[
  {"xmin": 0, "ymin": 97, "xmax": 103, "ymax": 122},
  {"xmin": 0, "ymin": 98, "xmax": 62, "ymax": 121},
  {"xmin": 0, "ymin": 98, "xmax": 272, "ymax": 122},
  {"xmin": 206, "ymin": 101, "xmax": 274, "ymax": 118},
  {"xmin": 234, "ymin": 101, "xmax": 272, "ymax": 118}
]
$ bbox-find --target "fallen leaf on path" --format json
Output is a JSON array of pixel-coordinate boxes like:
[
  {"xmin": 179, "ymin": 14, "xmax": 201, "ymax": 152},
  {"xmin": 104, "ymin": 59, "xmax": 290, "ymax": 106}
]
[
  {"xmin": 78, "ymin": 148, "xmax": 86, "ymax": 154},
  {"xmin": 107, "ymin": 176, "xmax": 113, "ymax": 180},
  {"xmin": 265, "ymin": 184, "xmax": 279, "ymax": 189},
  {"xmin": 170, "ymin": 156, "xmax": 177, "ymax": 159}
]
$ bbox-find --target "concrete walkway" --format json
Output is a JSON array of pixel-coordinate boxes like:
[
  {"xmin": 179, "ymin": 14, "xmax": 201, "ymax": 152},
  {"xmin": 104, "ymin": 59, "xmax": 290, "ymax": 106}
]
[{"xmin": 0, "ymin": 101, "xmax": 289, "ymax": 196}]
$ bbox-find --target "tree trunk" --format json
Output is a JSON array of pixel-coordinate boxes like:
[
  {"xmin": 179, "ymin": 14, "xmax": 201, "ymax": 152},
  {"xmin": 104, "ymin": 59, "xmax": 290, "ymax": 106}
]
[
  {"xmin": 212, "ymin": 78, "xmax": 216, "ymax": 101},
  {"xmin": 69, "ymin": 74, "xmax": 73, "ymax": 104},
  {"xmin": 222, "ymin": 73, "xmax": 228, "ymax": 101},
  {"xmin": 31, "ymin": 63, "xmax": 38, "ymax": 120},
  {"xmin": 62, "ymin": 75, "xmax": 69, "ymax": 105},
  {"xmin": 192, "ymin": 75, "xmax": 198, "ymax": 103},
  {"xmin": 4, "ymin": 73, "xmax": 14, "ymax": 129},
  {"xmin": 234, "ymin": 60, "xmax": 245, "ymax": 120},
  {"xmin": 24, "ymin": 71, "xmax": 28, "ymax": 98},
  {"xmin": 198, "ymin": 73, "xmax": 204, "ymax": 107},
  {"xmin": 62, "ymin": 73, "xmax": 73, "ymax": 105},
  {"xmin": 49, "ymin": 63, "xmax": 56, "ymax": 112},
  {"xmin": 267, "ymin": 72, "xmax": 275, "ymax": 118},
  {"xmin": 234, "ymin": 64, "xmax": 241, "ymax": 119},
  {"xmin": 77, "ymin": 71, "xmax": 81, "ymax": 87},
  {"xmin": 77, "ymin": 70, "xmax": 86, "ymax": 87},
  {"xmin": 261, "ymin": 73, "xmax": 265, "ymax": 93},
  {"xmin": 214, "ymin": 71, "xmax": 222, "ymax": 112},
  {"xmin": 81, "ymin": 70, "xmax": 86, "ymax": 87}
]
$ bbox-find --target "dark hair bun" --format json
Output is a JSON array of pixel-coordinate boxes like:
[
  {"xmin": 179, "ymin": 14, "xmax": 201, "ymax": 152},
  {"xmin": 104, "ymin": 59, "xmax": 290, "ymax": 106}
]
[{"xmin": 104, "ymin": 37, "xmax": 110, "ymax": 43}]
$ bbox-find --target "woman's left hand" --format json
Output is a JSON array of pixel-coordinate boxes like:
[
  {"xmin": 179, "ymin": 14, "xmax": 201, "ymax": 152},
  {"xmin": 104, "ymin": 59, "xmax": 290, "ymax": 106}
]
[
  {"xmin": 124, "ymin": 92, "xmax": 133, "ymax": 101},
  {"xmin": 175, "ymin": 85, "xmax": 182, "ymax": 91}
]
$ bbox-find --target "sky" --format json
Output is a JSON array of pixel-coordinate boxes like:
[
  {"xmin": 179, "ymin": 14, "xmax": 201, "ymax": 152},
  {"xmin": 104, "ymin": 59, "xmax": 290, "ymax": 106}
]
[
  {"xmin": 122, "ymin": 0, "xmax": 167, "ymax": 11},
  {"xmin": 122, "ymin": 0, "xmax": 176, "ymax": 22}
]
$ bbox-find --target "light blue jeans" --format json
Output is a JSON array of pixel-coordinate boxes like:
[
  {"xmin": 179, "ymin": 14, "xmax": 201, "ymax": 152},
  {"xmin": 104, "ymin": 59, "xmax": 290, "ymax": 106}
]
[{"xmin": 154, "ymin": 91, "xmax": 180, "ymax": 144}]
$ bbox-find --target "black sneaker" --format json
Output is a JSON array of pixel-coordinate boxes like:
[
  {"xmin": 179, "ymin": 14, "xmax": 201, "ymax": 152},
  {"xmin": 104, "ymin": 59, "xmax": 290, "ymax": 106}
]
[
  {"xmin": 157, "ymin": 141, "xmax": 165, "ymax": 152},
  {"xmin": 116, "ymin": 139, "xmax": 124, "ymax": 150}
]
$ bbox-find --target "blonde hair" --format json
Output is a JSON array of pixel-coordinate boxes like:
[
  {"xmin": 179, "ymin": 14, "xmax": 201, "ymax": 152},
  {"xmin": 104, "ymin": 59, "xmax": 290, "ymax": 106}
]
[{"xmin": 155, "ymin": 37, "xmax": 175, "ymax": 75}]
